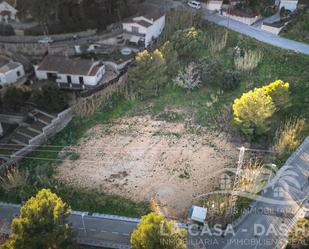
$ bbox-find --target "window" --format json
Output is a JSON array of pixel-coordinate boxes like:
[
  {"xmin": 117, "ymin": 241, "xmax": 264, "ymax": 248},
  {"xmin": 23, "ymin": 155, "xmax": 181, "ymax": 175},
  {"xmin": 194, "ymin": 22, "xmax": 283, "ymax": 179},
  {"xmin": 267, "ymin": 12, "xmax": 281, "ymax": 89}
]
[
  {"xmin": 132, "ymin": 26, "xmax": 139, "ymax": 33},
  {"xmin": 16, "ymin": 71, "xmax": 21, "ymax": 77}
]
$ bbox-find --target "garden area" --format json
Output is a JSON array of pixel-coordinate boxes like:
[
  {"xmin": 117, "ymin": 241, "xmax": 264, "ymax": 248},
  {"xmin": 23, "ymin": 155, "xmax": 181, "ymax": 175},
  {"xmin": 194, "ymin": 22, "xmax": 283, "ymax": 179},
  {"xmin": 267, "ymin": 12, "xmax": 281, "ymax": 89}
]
[{"xmin": 0, "ymin": 9, "xmax": 308, "ymax": 220}]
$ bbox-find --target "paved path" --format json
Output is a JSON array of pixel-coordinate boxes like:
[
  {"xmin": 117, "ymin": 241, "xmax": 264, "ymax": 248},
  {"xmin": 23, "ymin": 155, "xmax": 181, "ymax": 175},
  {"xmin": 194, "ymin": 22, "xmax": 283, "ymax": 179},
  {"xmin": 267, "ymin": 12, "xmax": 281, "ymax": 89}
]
[
  {"xmin": 203, "ymin": 10, "xmax": 309, "ymax": 55},
  {"xmin": 0, "ymin": 203, "xmax": 138, "ymax": 249}
]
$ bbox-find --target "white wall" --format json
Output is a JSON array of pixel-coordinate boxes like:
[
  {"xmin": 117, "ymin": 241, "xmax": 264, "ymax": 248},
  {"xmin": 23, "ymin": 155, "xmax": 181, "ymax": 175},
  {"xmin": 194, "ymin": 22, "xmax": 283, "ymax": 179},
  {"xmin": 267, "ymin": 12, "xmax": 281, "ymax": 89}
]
[
  {"xmin": 123, "ymin": 23, "xmax": 147, "ymax": 35},
  {"xmin": 123, "ymin": 15, "xmax": 165, "ymax": 47},
  {"xmin": 0, "ymin": 64, "xmax": 25, "ymax": 85},
  {"xmin": 35, "ymin": 64, "xmax": 105, "ymax": 86},
  {"xmin": 145, "ymin": 15, "xmax": 165, "ymax": 47},
  {"xmin": 261, "ymin": 23, "xmax": 284, "ymax": 35},
  {"xmin": 280, "ymin": 0, "xmax": 298, "ymax": 11},
  {"xmin": 223, "ymin": 12, "xmax": 261, "ymax": 25},
  {"xmin": 203, "ymin": 0, "xmax": 223, "ymax": 11}
]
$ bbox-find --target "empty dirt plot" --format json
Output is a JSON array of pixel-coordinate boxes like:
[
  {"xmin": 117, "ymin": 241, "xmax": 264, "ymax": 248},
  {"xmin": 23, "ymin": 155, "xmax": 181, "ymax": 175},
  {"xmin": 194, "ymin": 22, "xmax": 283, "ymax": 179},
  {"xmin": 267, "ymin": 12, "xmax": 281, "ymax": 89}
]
[{"xmin": 56, "ymin": 116, "xmax": 238, "ymax": 217}]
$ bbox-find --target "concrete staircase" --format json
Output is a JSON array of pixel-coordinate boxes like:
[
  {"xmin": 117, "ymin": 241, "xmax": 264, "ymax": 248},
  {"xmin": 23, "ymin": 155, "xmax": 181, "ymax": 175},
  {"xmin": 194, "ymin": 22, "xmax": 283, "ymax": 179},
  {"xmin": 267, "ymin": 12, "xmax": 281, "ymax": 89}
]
[{"xmin": 0, "ymin": 109, "xmax": 56, "ymax": 158}]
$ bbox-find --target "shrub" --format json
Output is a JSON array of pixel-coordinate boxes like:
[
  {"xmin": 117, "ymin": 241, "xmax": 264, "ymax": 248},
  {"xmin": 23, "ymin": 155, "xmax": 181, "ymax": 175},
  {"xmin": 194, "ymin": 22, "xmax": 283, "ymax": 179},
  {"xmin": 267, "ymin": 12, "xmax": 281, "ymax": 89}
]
[
  {"xmin": 234, "ymin": 49, "xmax": 263, "ymax": 71},
  {"xmin": 174, "ymin": 63, "xmax": 201, "ymax": 92},
  {"xmin": 233, "ymin": 88, "xmax": 276, "ymax": 136},
  {"xmin": 261, "ymin": 80, "xmax": 290, "ymax": 110},
  {"xmin": 272, "ymin": 118, "xmax": 305, "ymax": 160},
  {"xmin": 208, "ymin": 29, "xmax": 229, "ymax": 55},
  {"xmin": 31, "ymin": 84, "xmax": 68, "ymax": 112},
  {"xmin": 288, "ymin": 218, "xmax": 309, "ymax": 248},
  {"xmin": 221, "ymin": 70, "xmax": 241, "ymax": 91},
  {"xmin": 0, "ymin": 167, "xmax": 29, "ymax": 193},
  {"xmin": 3, "ymin": 85, "xmax": 32, "ymax": 111},
  {"xmin": 198, "ymin": 58, "xmax": 223, "ymax": 86},
  {"xmin": 171, "ymin": 27, "xmax": 204, "ymax": 59},
  {"xmin": 128, "ymin": 49, "xmax": 167, "ymax": 99},
  {"xmin": 160, "ymin": 41, "xmax": 180, "ymax": 78}
]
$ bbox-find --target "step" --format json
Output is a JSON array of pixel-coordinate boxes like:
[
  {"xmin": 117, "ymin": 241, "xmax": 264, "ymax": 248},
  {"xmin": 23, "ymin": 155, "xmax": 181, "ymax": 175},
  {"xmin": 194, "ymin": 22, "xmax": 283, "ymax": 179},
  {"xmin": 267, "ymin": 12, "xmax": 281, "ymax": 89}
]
[
  {"xmin": 11, "ymin": 133, "xmax": 29, "ymax": 145},
  {"xmin": 34, "ymin": 112, "xmax": 54, "ymax": 125},
  {"xmin": 29, "ymin": 121, "xmax": 46, "ymax": 133},
  {"xmin": 17, "ymin": 127, "xmax": 40, "ymax": 138}
]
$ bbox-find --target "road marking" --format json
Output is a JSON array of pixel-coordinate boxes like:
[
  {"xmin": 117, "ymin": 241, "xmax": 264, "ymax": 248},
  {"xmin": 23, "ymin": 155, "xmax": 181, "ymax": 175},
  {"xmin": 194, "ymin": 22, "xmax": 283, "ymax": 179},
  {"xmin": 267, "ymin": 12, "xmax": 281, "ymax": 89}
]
[
  {"xmin": 112, "ymin": 231, "xmax": 119, "ymax": 235},
  {"xmin": 78, "ymin": 227, "xmax": 84, "ymax": 230},
  {"xmin": 123, "ymin": 233, "xmax": 130, "ymax": 236},
  {"xmin": 101, "ymin": 230, "xmax": 107, "ymax": 233},
  {"xmin": 90, "ymin": 228, "xmax": 96, "ymax": 232}
]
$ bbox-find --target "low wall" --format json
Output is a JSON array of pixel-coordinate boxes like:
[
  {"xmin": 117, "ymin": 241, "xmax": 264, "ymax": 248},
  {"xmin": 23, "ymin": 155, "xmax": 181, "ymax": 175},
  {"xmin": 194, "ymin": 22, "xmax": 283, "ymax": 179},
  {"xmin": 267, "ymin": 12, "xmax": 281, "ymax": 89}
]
[
  {"xmin": 222, "ymin": 12, "xmax": 261, "ymax": 25},
  {"xmin": 202, "ymin": 1, "xmax": 223, "ymax": 11},
  {"xmin": 261, "ymin": 23, "xmax": 284, "ymax": 35},
  {"xmin": 104, "ymin": 59, "xmax": 134, "ymax": 72},
  {"xmin": 0, "ymin": 29, "xmax": 96, "ymax": 43}
]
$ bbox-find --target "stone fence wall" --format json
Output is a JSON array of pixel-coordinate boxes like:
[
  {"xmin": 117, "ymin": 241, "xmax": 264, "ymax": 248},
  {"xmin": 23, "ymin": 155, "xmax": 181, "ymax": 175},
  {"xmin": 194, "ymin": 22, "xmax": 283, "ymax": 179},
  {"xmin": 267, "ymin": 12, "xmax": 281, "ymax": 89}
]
[{"xmin": 0, "ymin": 29, "xmax": 96, "ymax": 43}]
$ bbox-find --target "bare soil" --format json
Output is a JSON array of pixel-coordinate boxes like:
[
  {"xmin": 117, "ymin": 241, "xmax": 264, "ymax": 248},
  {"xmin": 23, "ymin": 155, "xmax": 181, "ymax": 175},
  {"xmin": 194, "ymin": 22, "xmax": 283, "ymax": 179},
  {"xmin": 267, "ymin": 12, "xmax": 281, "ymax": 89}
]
[{"xmin": 56, "ymin": 116, "xmax": 238, "ymax": 218}]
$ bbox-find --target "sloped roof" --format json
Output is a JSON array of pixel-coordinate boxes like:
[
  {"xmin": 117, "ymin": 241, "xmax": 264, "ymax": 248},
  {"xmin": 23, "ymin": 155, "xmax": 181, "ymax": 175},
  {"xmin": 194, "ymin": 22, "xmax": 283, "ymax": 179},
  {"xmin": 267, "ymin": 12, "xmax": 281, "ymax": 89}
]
[
  {"xmin": 143, "ymin": 11, "xmax": 165, "ymax": 21},
  {"xmin": 0, "ymin": 62, "xmax": 21, "ymax": 74},
  {"xmin": 37, "ymin": 56, "xmax": 99, "ymax": 76}
]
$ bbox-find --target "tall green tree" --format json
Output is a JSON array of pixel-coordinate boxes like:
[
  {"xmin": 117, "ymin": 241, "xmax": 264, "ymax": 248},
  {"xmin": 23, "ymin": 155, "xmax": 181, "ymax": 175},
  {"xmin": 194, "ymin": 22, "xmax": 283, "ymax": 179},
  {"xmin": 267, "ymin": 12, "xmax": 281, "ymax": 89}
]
[
  {"xmin": 131, "ymin": 213, "xmax": 186, "ymax": 249},
  {"xmin": 128, "ymin": 49, "xmax": 167, "ymax": 99},
  {"xmin": 4, "ymin": 189, "xmax": 73, "ymax": 249},
  {"xmin": 233, "ymin": 88, "xmax": 276, "ymax": 136},
  {"xmin": 171, "ymin": 27, "xmax": 204, "ymax": 59},
  {"xmin": 160, "ymin": 41, "xmax": 179, "ymax": 78}
]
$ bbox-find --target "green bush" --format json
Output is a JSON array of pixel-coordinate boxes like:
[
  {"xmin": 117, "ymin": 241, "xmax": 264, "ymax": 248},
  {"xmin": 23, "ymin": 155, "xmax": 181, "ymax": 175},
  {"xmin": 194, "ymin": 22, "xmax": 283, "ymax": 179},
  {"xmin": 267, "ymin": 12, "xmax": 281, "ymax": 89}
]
[
  {"xmin": 198, "ymin": 58, "xmax": 223, "ymax": 86},
  {"xmin": 171, "ymin": 27, "xmax": 204, "ymax": 59},
  {"xmin": 3, "ymin": 85, "xmax": 32, "ymax": 111},
  {"xmin": 221, "ymin": 70, "xmax": 241, "ymax": 91},
  {"xmin": 160, "ymin": 41, "xmax": 180, "ymax": 78},
  {"xmin": 31, "ymin": 84, "xmax": 69, "ymax": 113}
]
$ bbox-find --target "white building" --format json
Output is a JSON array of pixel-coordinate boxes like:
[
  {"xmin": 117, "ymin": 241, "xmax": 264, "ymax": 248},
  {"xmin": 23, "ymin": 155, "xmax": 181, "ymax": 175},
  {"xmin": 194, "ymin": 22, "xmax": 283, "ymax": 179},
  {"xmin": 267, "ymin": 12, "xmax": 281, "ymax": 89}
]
[
  {"xmin": 279, "ymin": 0, "xmax": 298, "ymax": 11},
  {"xmin": 122, "ymin": 12, "xmax": 165, "ymax": 47},
  {"xmin": 0, "ymin": 0, "xmax": 18, "ymax": 23},
  {"xmin": 35, "ymin": 56, "xmax": 105, "ymax": 86},
  {"xmin": 0, "ymin": 59, "xmax": 25, "ymax": 85}
]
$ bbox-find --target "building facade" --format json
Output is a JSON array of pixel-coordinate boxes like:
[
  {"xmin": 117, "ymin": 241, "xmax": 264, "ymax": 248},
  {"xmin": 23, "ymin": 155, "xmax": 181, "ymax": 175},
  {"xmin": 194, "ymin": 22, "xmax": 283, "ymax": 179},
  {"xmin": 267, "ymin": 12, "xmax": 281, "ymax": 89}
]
[
  {"xmin": 0, "ymin": 61, "xmax": 25, "ymax": 85},
  {"xmin": 35, "ymin": 56, "xmax": 105, "ymax": 86},
  {"xmin": 122, "ymin": 12, "xmax": 165, "ymax": 47}
]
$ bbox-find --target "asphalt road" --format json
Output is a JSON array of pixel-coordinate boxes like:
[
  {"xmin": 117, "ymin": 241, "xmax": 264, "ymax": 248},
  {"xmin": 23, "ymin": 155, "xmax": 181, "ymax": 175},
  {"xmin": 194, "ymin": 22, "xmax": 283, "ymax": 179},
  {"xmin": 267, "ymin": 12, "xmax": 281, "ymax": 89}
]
[
  {"xmin": 203, "ymin": 9, "xmax": 309, "ymax": 55},
  {"xmin": 0, "ymin": 204, "xmax": 138, "ymax": 249}
]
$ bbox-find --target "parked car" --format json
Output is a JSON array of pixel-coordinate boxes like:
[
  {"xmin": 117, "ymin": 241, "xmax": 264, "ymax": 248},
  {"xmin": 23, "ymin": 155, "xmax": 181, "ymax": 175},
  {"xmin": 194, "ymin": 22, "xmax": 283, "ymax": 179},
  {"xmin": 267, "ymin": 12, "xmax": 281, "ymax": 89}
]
[
  {"xmin": 188, "ymin": 1, "xmax": 201, "ymax": 9},
  {"xmin": 38, "ymin": 37, "xmax": 54, "ymax": 44}
]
